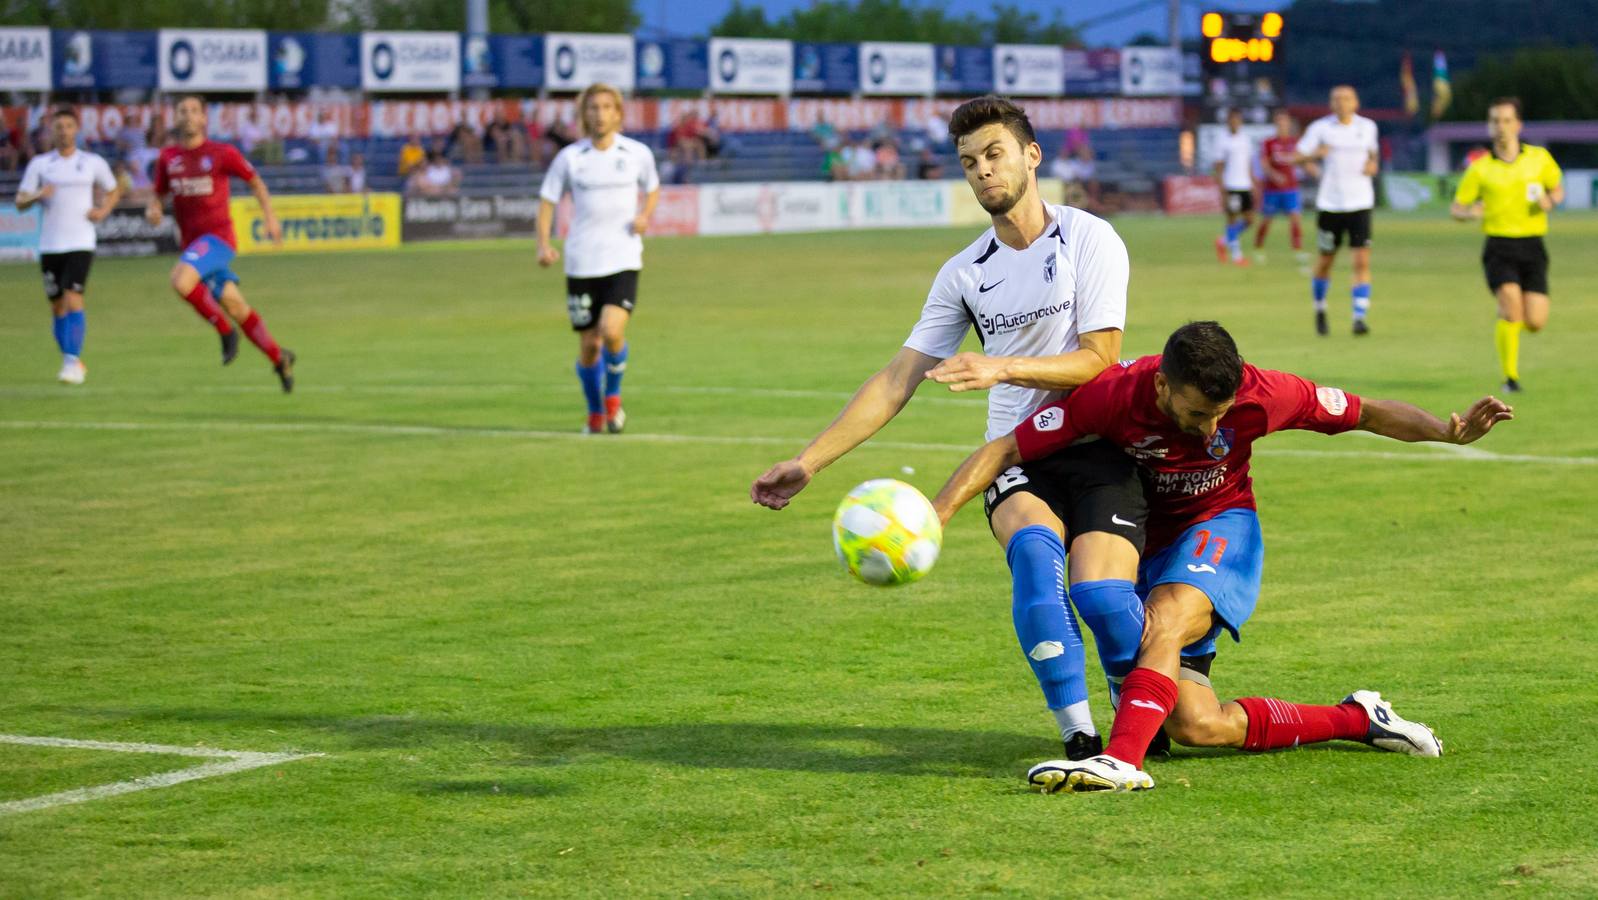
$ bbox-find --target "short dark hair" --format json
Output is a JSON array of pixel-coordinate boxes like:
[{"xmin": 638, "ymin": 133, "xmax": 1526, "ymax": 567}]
[
  {"xmin": 1160, "ymin": 321, "xmax": 1244, "ymax": 403},
  {"xmin": 1490, "ymin": 96, "xmax": 1523, "ymax": 119},
  {"xmin": 948, "ymin": 95, "xmax": 1036, "ymax": 150},
  {"xmin": 51, "ymin": 107, "xmax": 78, "ymax": 123},
  {"xmin": 177, "ymin": 94, "xmax": 205, "ymax": 109}
]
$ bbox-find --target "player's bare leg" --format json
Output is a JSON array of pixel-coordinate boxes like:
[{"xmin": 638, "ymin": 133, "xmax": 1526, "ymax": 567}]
[
  {"xmin": 1350, "ymin": 246, "xmax": 1372, "ymax": 335},
  {"xmin": 598, "ymin": 305, "xmax": 630, "ymax": 433},
  {"xmin": 218, "ymin": 282, "xmax": 294, "ymax": 392},
  {"xmin": 170, "ymin": 261, "xmax": 238, "ymax": 364},
  {"xmin": 1311, "ymin": 248, "xmax": 1336, "ymax": 336},
  {"xmin": 52, "ymin": 291, "xmax": 87, "ymax": 384}
]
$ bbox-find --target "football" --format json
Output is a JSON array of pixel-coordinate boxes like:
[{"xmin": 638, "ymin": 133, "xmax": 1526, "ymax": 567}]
[{"xmin": 832, "ymin": 479, "xmax": 943, "ymax": 586}]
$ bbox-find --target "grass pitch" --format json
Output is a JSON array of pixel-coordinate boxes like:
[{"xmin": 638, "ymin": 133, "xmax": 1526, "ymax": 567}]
[{"xmin": 2, "ymin": 212, "xmax": 1597, "ymax": 896}]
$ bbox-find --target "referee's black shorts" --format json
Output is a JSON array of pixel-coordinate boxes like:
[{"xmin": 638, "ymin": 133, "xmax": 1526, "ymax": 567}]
[{"xmin": 1482, "ymin": 236, "xmax": 1549, "ymax": 295}]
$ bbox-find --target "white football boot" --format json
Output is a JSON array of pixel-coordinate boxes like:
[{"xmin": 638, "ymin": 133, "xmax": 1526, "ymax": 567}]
[
  {"xmin": 57, "ymin": 358, "xmax": 86, "ymax": 385},
  {"xmin": 1027, "ymin": 755, "xmax": 1154, "ymax": 794},
  {"xmin": 1342, "ymin": 690, "xmax": 1442, "ymax": 757}
]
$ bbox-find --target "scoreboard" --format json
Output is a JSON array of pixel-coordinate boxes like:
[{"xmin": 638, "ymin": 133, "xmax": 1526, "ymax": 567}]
[{"xmin": 1200, "ymin": 10, "xmax": 1285, "ymax": 114}]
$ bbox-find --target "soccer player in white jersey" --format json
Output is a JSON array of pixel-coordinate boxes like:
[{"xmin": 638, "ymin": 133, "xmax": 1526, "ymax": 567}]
[
  {"xmin": 752, "ymin": 96, "xmax": 1149, "ymax": 762},
  {"xmin": 1296, "ymin": 85, "xmax": 1380, "ymax": 337},
  {"xmin": 1212, "ymin": 109, "xmax": 1256, "ymax": 266},
  {"xmin": 14, "ymin": 108, "xmax": 121, "ymax": 385},
  {"xmin": 536, "ymin": 83, "xmax": 661, "ymax": 435}
]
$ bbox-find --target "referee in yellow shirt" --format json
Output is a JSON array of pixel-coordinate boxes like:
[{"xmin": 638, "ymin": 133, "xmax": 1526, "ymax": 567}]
[{"xmin": 1451, "ymin": 97, "xmax": 1563, "ymax": 392}]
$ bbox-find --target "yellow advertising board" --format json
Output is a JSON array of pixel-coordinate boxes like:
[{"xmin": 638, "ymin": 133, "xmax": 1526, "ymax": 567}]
[
  {"xmin": 947, "ymin": 178, "xmax": 1066, "ymax": 227},
  {"xmin": 230, "ymin": 193, "xmax": 401, "ymax": 255}
]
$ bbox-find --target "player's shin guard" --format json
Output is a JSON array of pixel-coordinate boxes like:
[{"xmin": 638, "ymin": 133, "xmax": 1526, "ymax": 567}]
[
  {"xmin": 602, "ymin": 343, "xmax": 628, "ymax": 398},
  {"xmin": 575, "ymin": 359, "xmax": 604, "ymax": 415},
  {"xmin": 182, "ymin": 284, "xmax": 233, "ymax": 335},
  {"xmin": 1007, "ymin": 526, "xmax": 1093, "ymax": 736},
  {"xmin": 1069, "ymin": 579, "xmax": 1144, "ymax": 698},
  {"xmin": 62, "ymin": 310, "xmax": 86, "ymax": 358},
  {"xmin": 1352, "ymin": 283, "xmax": 1371, "ymax": 320},
  {"xmin": 240, "ymin": 311, "xmax": 282, "ymax": 364},
  {"xmin": 1102, "ymin": 668, "xmax": 1178, "ymax": 768},
  {"xmin": 1495, "ymin": 319, "xmax": 1522, "ymax": 381},
  {"xmin": 1235, "ymin": 697, "xmax": 1368, "ymax": 751},
  {"xmin": 1311, "ymin": 277, "xmax": 1329, "ymax": 313}
]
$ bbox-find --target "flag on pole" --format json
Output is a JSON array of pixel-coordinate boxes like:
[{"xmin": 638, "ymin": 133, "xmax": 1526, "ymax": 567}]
[
  {"xmin": 1401, "ymin": 52, "xmax": 1420, "ymax": 117},
  {"xmin": 1431, "ymin": 50, "xmax": 1452, "ymax": 119}
]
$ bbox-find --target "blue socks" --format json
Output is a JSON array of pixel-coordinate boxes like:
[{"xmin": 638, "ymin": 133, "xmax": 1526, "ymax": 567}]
[
  {"xmin": 1311, "ymin": 277, "xmax": 1329, "ymax": 312},
  {"xmin": 575, "ymin": 358, "xmax": 603, "ymax": 415},
  {"xmin": 52, "ymin": 314, "xmax": 68, "ymax": 354},
  {"xmin": 1007, "ymin": 526, "xmax": 1091, "ymax": 727},
  {"xmin": 1069, "ymin": 579, "xmax": 1145, "ymax": 702},
  {"xmin": 1352, "ymin": 282, "xmax": 1371, "ymax": 319},
  {"xmin": 52, "ymin": 311, "xmax": 85, "ymax": 359},
  {"xmin": 602, "ymin": 343, "xmax": 628, "ymax": 398}
]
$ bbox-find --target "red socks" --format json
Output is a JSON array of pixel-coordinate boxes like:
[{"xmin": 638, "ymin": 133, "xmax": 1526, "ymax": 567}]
[
  {"xmin": 240, "ymin": 311, "xmax": 282, "ymax": 364},
  {"xmin": 1254, "ymin": 219, "xmax": 1271, "ymax": 248},
  {"xmin": 1236, "ymin": 698, "xmax": 1368, "ymax": 752},
  {"xmin": 1102, "ymin": 667, "xmax": 1179, "ymax": 768},
  {"xmin": 183, "ymin": 284, "xmax": 232, "ymax": 335},
  {"xmin": 1290, "ymin": 220, "xmax": 1303, "ymax": 250}
]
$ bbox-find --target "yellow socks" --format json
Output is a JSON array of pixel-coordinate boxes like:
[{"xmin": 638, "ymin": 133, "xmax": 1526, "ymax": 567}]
[{"xmin": 1495, "ymin": 319, "xmax": 1523, "ymax": 381}]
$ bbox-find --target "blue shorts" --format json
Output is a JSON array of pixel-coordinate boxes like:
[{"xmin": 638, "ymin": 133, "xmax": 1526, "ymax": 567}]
[
  {"xmin": 179, "ymin": 235, "xmax": 241, "ymax": 298},
  {"xmin": 1136, "ymin": 508, "xmax": 1264, "ymax": 657},
  {"xmin": 1261, "ymin": 190, "xmax": 1301, "ymax": 217}
]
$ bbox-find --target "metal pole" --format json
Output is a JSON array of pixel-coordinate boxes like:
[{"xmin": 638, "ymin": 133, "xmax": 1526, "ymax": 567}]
[
  {"xmin": 467, "ymin": 0, "xmax": 487, "ymax": 35},
  {"xmin": 1170, "ymin": 0, "xmax": 1181, "ymax": 50}
]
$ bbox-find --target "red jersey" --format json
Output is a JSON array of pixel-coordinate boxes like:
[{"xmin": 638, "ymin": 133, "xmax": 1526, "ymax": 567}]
[
  {"xmin": 1260, "ymin": 135, "xmax": 1299, "ymax": 191},
  {"xmin": 153, "ymin": 140, "xmax": 257, "ymax": 249},
  {"xmin": 1014, "ymin": 356, "xmax": 1362, "ymax": 553}
]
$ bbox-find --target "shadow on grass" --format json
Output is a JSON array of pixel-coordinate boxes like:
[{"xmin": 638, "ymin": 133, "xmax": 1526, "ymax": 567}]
[{"xmin": 61, "ymin": 707, "xmax": 1060, "ymax": 780}]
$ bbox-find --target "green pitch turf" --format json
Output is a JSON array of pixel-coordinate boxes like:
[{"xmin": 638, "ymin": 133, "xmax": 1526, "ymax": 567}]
[{"xmin": 2, "ymin": 213, "xmax": 1596, "ymax": 896}]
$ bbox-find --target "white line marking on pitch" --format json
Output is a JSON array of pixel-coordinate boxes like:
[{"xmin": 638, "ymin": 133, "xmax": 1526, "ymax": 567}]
[
  {"xmin": 0, "ymin": 418, "xmax": 1592, "ymax": 466},
  {"xmin": 0, "ymin": 734, "xmax": 323, "ymax": 816}
]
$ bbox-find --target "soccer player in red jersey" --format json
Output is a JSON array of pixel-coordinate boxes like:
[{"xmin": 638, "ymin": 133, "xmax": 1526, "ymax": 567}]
[
  {"xmin": 1255, "ymin": 109, "xmax": 1304, "ymax": 260},
  {"xmin": 146, "ymin": 95, "xmax": 296, "ymax": 392},
  {"xmin": 931, "ymin": 321, "xmax": 1514, "ymax": 792}
]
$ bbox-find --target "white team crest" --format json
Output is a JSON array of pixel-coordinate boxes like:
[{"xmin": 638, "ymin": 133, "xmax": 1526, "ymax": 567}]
[
  {"xmin": 1043, "ymin": 253, "xmax": 1056, "ymax": 284},
  {"xmin": 1031, "ymin": 407, "xmax": 1063, "ymax": 432},
  {"xmin": 1316, "ymin": 386, "xmax": 1348, "ymax": 416},
  {"xmin": 200, "ymin": 157, "xmax": 213, "ymax": 172}
]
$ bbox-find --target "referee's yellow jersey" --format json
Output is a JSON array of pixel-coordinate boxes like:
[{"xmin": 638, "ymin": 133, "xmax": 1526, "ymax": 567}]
[{"xmin": 1453, "ymin": 144, "xmax": 1563, "ymax": 237}]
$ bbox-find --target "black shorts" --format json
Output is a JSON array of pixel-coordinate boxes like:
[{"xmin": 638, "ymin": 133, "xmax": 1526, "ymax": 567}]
[
  {"xmin": 1316, "ymin": 209, "xmax": 1372, "ymax": 252},
  {"xmin": 1482, "ymin": 236, "xmax": 1549, "ymax": 295},
  {"xmin": 1225, "ymin": 190, "xmax": 1253, "ymax": 215},
  {"xmin": 983, "ymin": 438, "xmax": 1148, "ymax": 554},
  {"xmin": 40, "ymin": 251, "xmax": 94, "ymax": 300},
  {"xmin": 566, "ymin": 270, "xmax": 639, "ymax": 331}
]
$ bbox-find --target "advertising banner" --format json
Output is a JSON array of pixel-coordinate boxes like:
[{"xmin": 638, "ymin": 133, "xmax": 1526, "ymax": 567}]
[
  {"xmin": 1162, "ymin": 175, "xmax": 1222, "ymax": 215},
  {"xmin": 269, "ymin": 33, "xmax": 360, "ymax": 90},
  {"xmin": 650, "ymin": 186, "xmax": 700, "ymax": 236},
  {"xmin": 849, "ymin": 180, "xmax": 948, "ymax": 228},
  {"xmin": 0, "ymin": 28, "xmax": 51, "ymax": 91},
  {"xmin": 697, "ymin": 182, "xmax": 848, "ymax": 235},
  {"xmin": 232, "ymin": 193, "xmax": 401, "ymax": 254},
  {"xmin": 402, "ymin": 193, "xmax": 540, "ymax": 241},
  {"xmin": 792, "ymin": 42, "xmax": 857, "ymax": 95},
  {"xmin": 994, "ymin": 44, "xmax": 1064, "ymax": 97},
  {"xmin": 94, "ymin": 204, "xmax": 181, "ymax": 257},
  {"xmin": 159, "ymin": 29, "xmax": 266, "ymax": 92},
  {"xmin": 0, "ymin": 203, "xmax": 41, "ymax": 262},
  {"xmin": 1121, "ymin": 46, "xmax": 1182, "ymax": 96},
  {"xmin": 53, "ymin": 30, "xmax": 158, "ymax": 90},
  {"xmin": 859, "ymin": 41, "xmax": 934, "ymax": 96},
  {"xmin": 636, "ymin": 39, "xmax": 707, "ymax": 92},
  {"xmin": 361, "ymin": 32, "xmax": 459, "ymax": 93},
  {"xmin": 935, "ymin": 45, "xmax": 992, "ymax": 95},
  {"xmin": 544, "ymin": 32, "xmax": 634, "ymax": 92},
  {"xmin": 1063, "ymin": 48, "xmax": 1121, "ymax": 96},
  {"xmin": 709, "ymin": 37, "xmax": 793, "ymax": 95}
]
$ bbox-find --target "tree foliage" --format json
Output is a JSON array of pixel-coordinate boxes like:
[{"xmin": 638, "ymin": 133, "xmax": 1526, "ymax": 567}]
[
  {"xmin": 2, "ymin": 0, "xmax": 639, "ymax": 32},
  {"xmin": 710, "ymin": 0, "xmax": 1077, "ymax": 46},
  {"xmin": 1446, "ymin": 46, "xmax": 1598, "ymax": 121}
]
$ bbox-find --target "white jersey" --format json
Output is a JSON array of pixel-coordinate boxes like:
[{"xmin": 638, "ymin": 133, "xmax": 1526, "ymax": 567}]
[
  {"xmin": 538, "ymin": 134, "xmax": 661, "ymax": 278},
  {"xmin": 18, "ymin": 149, "xmax": 116, "ymax": 254},
  {"xmin": 1218, "ymin": 131, "xmax": 1255, "ymax": 191},
  {"xmin": 1297, "ymin": 114, "xmax": 1379, "ymax": 212},
  {"xmin": 904, "ymin": 203, "xmax": 1129, "ymax": 441}
]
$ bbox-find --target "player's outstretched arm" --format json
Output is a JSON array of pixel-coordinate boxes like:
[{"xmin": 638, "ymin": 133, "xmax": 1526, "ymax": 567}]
[
  {"xmin": 1357, "ymin": 396, "xmax": 1513, "ymax": 445},
  {"xmin": 926, "ymin": 327, "xmax": 1120, "ymax": 392},
  {"xmin": 751, "ymin": 346, "xmax": 940, "ymax": 510},
  {"xmin": 931, "ymin": 434, "xmax": 1022, "ymax": 526},
  {"xmin": 247, "ymin": 176, "xmax": 282, "ymax": 245}
]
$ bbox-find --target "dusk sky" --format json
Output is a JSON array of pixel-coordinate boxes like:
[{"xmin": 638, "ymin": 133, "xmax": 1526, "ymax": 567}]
[{"xmin": 642, "ymin": 0, "xmax": 1287, "ymax": 45}]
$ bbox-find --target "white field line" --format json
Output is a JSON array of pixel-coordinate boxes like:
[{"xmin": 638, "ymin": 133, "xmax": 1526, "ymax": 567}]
[
  {"xmin": 0, "ymin": 417, "xmax": 1593, "ymax": 466},
  {"xmin": 0, "ymin": 733, "xmax": 323, "ymax": 816}
]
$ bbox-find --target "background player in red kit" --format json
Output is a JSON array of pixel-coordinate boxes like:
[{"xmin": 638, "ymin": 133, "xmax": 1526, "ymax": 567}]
[
  {"xmin": 146, "ymin": 95, "xmax": 296, "ymax": 392},
  {"xmin": 931, "ymin": 321, "xmax": 1513, "ymax": 793},
  {"xmin": 1255, "ymin": 109, "xmax": 1304, "ymax": 260}
]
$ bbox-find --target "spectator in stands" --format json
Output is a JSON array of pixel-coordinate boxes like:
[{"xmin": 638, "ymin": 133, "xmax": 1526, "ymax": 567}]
[
  {"xmin": 920, "ymin": 109, "xmax": 946, "ymax": 151},
  {"xmin": 822, "ymin": 143, "xmax": 848, "ymax": 181},
  {"xmin": 1051, "ymin": 142, "xmax": 1101, "ymax": 213},
  {"xmin": 703, "ymin": 109, "xmax": 724, "ymax": 159},
  {"xmin": 406, "ymin": 150, "xmax": 461, "ymax": 197},
  {"xmin": 846, "ymin": 138, "xmax": 876, "ymax": 181},
  {"xmin": 810, "ymin": 113, "xmax": 839, "ymax": 150},
  {"xmin": 0, "ymin": 122, "xmax": 17, "ymax": 171},
  {"xmin": 666, "ymin": 112, "xmax": 707, "ymax": 183},
  {"xmin": 915, "ymin": 145, "xmax": 943, "ymax": 180},
  {"xmin": 445, "ymin": 118, "xmax": 484, "ymax": 164},
  {"xmin": 321, "ymin": 145, "xmax": 351, "ymax": 193},
  {"xmin": 236, "ymin": 115, "xmax": 264, "ymax": 161},
  {"xmin": 874, "ymin": 140, "xmax": 905, "ymax": 180},
  {"xmin": 348, "ymin": 152, "xmax": 368, "ymax": 194},
  {"xmin": 398, "ymin": 133, "xmax": 427, "ymax": 177},
  {"xmin": 547, "ymin": 115, "xmax": 578, "ymax": 152},
  {"xmin": 308, "ymin": 108, "xmax": 339, "ymax": 157},
  {"xmin": 525, "ymin": 116, "xmax": 548, "ymax": 168},
  {"xmin": 111, "ymin": 158, "xmax": 141, "ymax": 201},
  {"xmin": 485, "ymin": 112, "xmax": 528, "ymax": 164}
]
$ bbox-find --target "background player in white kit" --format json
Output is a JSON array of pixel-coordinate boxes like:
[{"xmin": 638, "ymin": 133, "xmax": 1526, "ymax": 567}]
[
  {"xmin": 1213, "ymin": 108, "xmax": 1256, "ymax": 266},
  {"xmin": 751, "ymin": 97, "xmax": 1149, "ymax": 761},
  {"xmin": 1296, "ymin": 85, "xmax": 1380, "ymax": 336},
  {"xmin": 14, "ymin": 108, "xmax": 122, "ymax": 385},
  {"xmin": 536, "ymin": 83, "xmax": 661, "ymax": 435}
]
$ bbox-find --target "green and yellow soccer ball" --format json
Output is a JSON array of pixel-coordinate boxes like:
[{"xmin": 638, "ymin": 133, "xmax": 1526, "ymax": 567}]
[{"xmin": 832, "ymin": 479, "xmax": 943, "ymax": 586}]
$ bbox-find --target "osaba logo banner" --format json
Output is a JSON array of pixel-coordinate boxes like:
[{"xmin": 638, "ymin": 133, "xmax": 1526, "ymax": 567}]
[
  {"xmin": 858, "ymin": 41, "xmax": 933, "ymax": 96},
  {"xmin": 0, "ymin": 28, "xmax": 51, "ymax": 91},
  {"xmin": 543, "ymin": 32, "xmax": 633, "ymax": 91},
  {"xmin": 708, "ymin": 37, "xmax": 793, "ymax": 96},
  {"xmin": 159, "ymin": 29, "xmax": 266, "ymax": 91},
  {"xmin": 361, "ymin": 32, "xmax": 459, "ymax": 93},
  {"xmin": 993, "ymin": 44, "xmax": 1063, "ymax": 97},
  {"xmin": 232, "ymin": 193, "xmax": 401, "ymax": 255}
]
